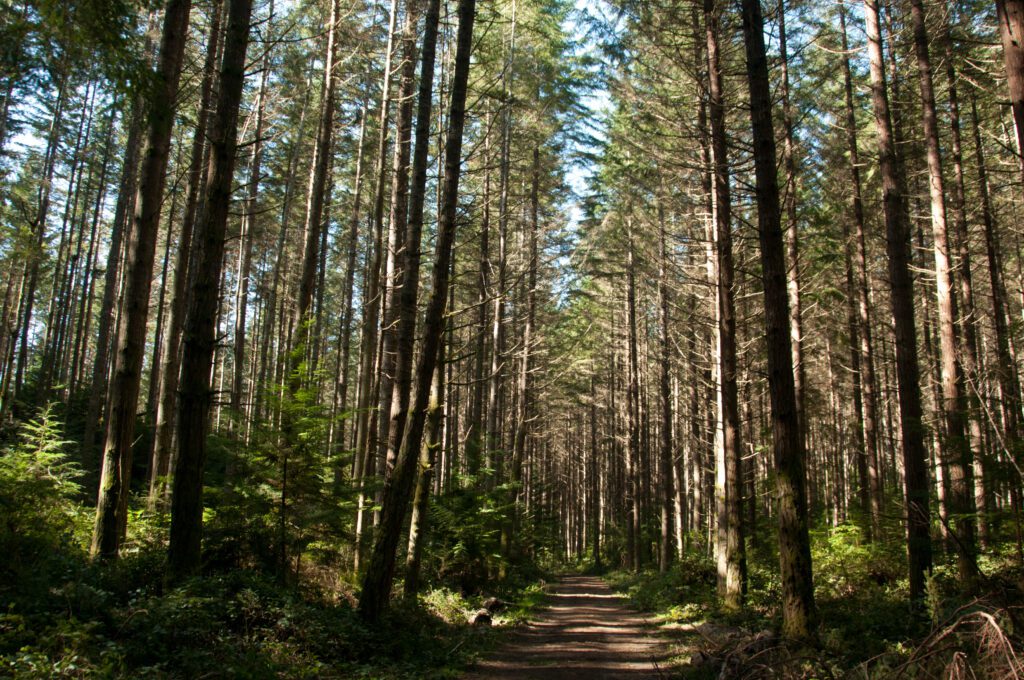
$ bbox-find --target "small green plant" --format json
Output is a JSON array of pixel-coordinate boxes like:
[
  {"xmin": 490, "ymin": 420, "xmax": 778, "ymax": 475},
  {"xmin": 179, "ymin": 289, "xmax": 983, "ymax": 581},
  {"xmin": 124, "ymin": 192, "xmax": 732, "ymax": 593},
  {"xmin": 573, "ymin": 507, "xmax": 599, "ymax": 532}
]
[{"xmin": 0, "ymin": 404, "xmax": 84, "ymax": 562}]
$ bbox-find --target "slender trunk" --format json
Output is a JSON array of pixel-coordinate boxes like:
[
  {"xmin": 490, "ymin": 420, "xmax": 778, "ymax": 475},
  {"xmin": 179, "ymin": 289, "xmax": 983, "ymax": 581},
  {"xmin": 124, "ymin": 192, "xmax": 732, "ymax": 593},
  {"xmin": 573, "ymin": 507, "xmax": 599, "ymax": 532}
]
[
  {"xmin": 376, "ymin": 0, "xmax": 423, "ymax": 489},
  {"xmin": 943, "ymin": 25, "xmax": 988, "ymax": 549},
  {"xmin": 384, "ymin": 0, "xmax": 441, "ymax": 490},
  {"xmin": 704, "ymin": 0, "xmax": 744, "ymax": 608},
  {"xmin": 14, "ymin": 76, "xmax": 65, "ymax": 400},
  {"xmin": 839, "ymin": 2, "xmax": 883, "ymax": 538},
  {"xmin": 82, "ymin": 14, "xmax": 157, "ymax": 472},
  {"xmin": 740, "ymin": 0, "xmax": 816, "ymax": 639},
  {"xmin": 149, "ymin": 0, "xmax": 224, "ymax": 504},
  {"xmin": 862, "ymin": 0, "xmax": 932, "ymax": 601},
  {"xmin": 625, "ymin": 227, "xmax": 642, "ymax": 572},
  {"xmin": 292, "ymin": 0, "xmax": 342, "ymax": 383},
  {"xmin": 404, "ymin": 325, "xmax": 446, "ymax": 598},
  {"xmin": 485, "ymin": 5, "xmax": 516, "ymax": 484},
  {"xmin": 353, "ymin": 0, "xmax": 400, "ymax": 572},
  {"xmin": 465, "ymin": 110, "xmax": 491, "ymax": 479},
  {"xmin": 972, "ymin": 95, "xmax": 1024, "ymax": 556},
  {"xmin": 996, "ymin": 0, "xmax": 1024, "ymax": 186},
  {"xmin": 778, "ymin": 0, "xmax": 805, "ymax": 446},
  {"xmin": 331, "ymin": 101, "xmax": 369, "ymax": 488},
  {"xmin": 358, "ymin": 0, "xmax": 475, "ymax": 620},
  {"xmin": 167, "ymin": 0, "xmax": 253, "ymax": 580},
  {"xmin": 909, "ymin": 0, "xmax": 978, "ymax": 586},
  {"xmin": 92, "ymin": 0, "xmax": 193, "ymax": 560},
  {"xmin": 658, "ymin": 200, "xmax": 673, "ymax": 573},
  {"xmin": 231, "ymin": 1, "xmax": 273, "ymax": 433}
]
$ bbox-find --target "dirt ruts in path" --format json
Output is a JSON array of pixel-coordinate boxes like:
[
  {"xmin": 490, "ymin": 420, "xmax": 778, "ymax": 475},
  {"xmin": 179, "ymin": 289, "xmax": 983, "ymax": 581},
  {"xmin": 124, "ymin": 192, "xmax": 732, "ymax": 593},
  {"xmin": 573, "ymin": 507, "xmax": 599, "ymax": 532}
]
[{"xmin": 463, "ymin": 575, "xmax": 672, "ymax": 679}]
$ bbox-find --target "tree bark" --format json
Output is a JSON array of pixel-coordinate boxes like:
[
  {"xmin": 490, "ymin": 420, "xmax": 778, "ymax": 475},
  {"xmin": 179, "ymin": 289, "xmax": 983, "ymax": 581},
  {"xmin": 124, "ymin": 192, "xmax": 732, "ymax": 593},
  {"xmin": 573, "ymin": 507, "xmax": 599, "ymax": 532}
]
[
  {"xmin": 358, "ymin": 0, "xmax": 475, "ymax": 621},
  {"xmin": 862, "ymin": 0, "xmax": 932, "ymax": 601},
  {"xmin": 703, "ymin": 0, "xmax": 744, "ymax": 609},
  {"xmin": 149, "ymin": 0, "xmax": 224, "ymax": 504},
  {"xmin": 352, "ymin": 0, "xmax": 400, "ymax": 572},
  {"xmin": 167, "ymin": 0, "xmax": 253, "ymax": 580},
  {"xmin": 231, "ymin": 0, "xmax": 273, "ymax": 435},
  {"xmin": 996, "ymin": 0, "xmax": 1024, "ymax": 186},
  {"xmin": 908, "ymin": 0, "xmax": 978, "ymax": 587},
  {"xmin": 839, "ymin": 1, "xmax": 883, "ymax": 539},
  {"xmin": 91, "ymin": 0, "xmax": 193, "ymax": 560},
  {"xmin": 658, "ymin": 199, "xmax": 674, "ymax": 573},
  {"xmin": 740, "ymin": 0, "xmax": 815, "ymax": 639}
]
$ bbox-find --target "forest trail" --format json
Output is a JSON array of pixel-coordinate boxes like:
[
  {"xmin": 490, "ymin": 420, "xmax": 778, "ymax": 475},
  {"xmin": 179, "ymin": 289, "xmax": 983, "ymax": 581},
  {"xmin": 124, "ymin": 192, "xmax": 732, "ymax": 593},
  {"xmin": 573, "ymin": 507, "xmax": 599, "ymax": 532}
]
[{"xmin": 463, "ymin": 576, "xmax": 672, "ymax": 679}]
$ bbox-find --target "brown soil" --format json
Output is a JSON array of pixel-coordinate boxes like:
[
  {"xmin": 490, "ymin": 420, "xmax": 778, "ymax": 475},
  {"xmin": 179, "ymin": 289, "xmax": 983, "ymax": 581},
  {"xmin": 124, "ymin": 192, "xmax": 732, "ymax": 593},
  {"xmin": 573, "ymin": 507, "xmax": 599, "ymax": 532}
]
[{"xmin": 463, "ymin": 575, "xmax": 673, "ymax": 679}]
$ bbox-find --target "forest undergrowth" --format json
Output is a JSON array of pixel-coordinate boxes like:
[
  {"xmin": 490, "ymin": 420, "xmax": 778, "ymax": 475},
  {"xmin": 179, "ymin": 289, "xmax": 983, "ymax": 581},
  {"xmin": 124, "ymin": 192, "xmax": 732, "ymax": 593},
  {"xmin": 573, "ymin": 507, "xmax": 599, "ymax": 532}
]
[
  {"xmin": 0, "ymin": 407, "xmax": 550, "ymax": 679},
  {"xmin": 603, "ymin": 520, "xmax": 1024, "ymax": 678}
]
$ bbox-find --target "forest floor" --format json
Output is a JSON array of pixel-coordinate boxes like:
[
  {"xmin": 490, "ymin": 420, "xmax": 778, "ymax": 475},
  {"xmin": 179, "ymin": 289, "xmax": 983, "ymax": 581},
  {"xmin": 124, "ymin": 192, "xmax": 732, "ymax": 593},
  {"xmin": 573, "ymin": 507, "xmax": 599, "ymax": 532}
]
[{"xmin": 462, "ymin": 575, "xmax": 677, "ymax": 679}]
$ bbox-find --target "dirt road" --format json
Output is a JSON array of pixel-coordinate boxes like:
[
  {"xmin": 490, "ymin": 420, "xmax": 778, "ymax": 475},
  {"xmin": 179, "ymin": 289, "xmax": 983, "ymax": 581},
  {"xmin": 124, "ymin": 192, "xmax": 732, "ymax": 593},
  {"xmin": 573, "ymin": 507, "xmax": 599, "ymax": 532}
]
[{"xmin": 463, "ymin": 575, "xmax": 672, "ymax": 679}]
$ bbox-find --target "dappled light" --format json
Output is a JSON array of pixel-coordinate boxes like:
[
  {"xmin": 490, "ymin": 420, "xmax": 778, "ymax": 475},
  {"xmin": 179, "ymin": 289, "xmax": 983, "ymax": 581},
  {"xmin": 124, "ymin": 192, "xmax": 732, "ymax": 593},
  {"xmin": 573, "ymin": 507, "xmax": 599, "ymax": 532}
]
[{"xmin": 2, "ymin": 0, "xmax": 1024, "ymax": 675}]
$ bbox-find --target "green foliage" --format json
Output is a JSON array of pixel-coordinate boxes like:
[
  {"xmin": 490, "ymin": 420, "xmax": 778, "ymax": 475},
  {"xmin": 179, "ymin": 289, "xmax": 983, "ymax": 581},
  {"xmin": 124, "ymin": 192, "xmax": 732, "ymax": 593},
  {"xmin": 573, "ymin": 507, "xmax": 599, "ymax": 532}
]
[
  {"xmin": 0, "ymin": 404, "xmax": 85, "ymax": 570},
  {"xmin": 605, "ymin": 553, "xmax": 717, "ymax": 617},
  {"xmin": 422, "ymin": 486, "xmax": 512, "ymax": 593},
  {"xmin": 1, "ymin": 0, "xmax": 148, "ymax": 90},
  {"xmin": 1, "ymin": 539, "xmax": 546, "ymax": 679}
]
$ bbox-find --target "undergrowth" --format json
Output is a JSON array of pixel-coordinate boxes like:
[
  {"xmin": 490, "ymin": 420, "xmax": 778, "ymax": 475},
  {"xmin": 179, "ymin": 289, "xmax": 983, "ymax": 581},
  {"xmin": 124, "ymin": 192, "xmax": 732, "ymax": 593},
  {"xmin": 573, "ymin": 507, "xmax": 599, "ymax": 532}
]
[
  {"xmin": 605, "ymin": 520, "xmax": 1024, "ymax": 678},
  {"xmin": 0, "ymin": 408, "xmax": 548, "ymax": 679}
]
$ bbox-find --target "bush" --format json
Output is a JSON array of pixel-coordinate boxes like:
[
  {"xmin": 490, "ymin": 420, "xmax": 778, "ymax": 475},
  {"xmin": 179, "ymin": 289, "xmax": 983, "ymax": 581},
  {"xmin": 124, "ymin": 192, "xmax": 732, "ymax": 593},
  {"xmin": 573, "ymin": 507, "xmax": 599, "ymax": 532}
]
[{"xmin": 0, "ymin": 404, "xmax": 87, "ymax": 593}]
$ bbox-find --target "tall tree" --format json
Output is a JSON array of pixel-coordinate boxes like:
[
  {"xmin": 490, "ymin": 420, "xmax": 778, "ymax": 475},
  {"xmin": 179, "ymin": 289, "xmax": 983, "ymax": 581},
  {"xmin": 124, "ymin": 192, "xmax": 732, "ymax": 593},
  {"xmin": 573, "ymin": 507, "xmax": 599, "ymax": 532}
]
[
  {"xmin": 740, "ymin": 0, "xmax": 816, "ymax": 639},
  {"xmin": 862, "ymin": 0, "xmax": 932, "ymax": 601},
  {"xmin": 908, "ymin": 0, "xmax": 978, "ymax": 587},
  {"xmin": 149, "ymin": 0, "xmax": 224, "ymax": 503},
  {"xmin": 704, "ymin": 0, "xmax": 744, "ymax": 609},
  {"xmin": 92, "ymin": 0, "xmax": 193, "ymax": 559},
  {"xmin": 997, "ymin": 0, "xmax": 1024, "ymax": 186},
  {"xmin": 358, "ymin": 0, "xmax": 476, "ymax": 621},
  {"xmin": 167, "ymin": 0, "xmax": 254, "ymax": 580}
]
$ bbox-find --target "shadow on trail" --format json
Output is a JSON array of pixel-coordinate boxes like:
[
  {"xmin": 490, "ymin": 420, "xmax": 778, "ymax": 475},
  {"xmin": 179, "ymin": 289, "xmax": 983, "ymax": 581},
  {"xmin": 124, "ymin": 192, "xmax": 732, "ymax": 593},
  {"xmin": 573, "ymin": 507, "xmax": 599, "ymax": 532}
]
[{"xmin": 464, "ymin": 575, "xmax": 672, "ymax": 679}]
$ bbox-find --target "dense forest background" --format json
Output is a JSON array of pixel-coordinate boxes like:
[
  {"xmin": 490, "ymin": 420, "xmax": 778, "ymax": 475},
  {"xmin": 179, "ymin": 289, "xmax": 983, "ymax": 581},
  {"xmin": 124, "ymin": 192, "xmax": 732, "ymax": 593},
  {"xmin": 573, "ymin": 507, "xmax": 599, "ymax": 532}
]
[{"xmin": 2, "ymin": 0, "xmax": 1024, "ymax": 675}]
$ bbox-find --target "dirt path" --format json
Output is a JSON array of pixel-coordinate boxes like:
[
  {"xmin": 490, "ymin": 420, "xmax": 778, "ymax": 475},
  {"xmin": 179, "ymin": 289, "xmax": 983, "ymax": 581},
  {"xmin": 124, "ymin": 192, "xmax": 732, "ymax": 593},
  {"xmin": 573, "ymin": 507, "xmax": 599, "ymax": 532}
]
[{"xmin": 463, "ymin": 575, "xmax": 672, "ymax": 679}]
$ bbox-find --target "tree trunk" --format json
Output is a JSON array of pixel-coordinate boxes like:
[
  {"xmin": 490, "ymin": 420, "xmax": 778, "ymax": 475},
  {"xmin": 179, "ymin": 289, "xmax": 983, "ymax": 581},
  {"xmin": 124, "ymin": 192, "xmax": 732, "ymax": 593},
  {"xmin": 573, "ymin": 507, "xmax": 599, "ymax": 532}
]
[
  {"xmin": 909, "ymin": 0, "xmax": 979, "ymax": 587},
  {"xmin": 740, "ymin": 0, "xmax": 816, "ymax": 639},
  {"xmin": 997, "ymin": 0, "xmax": 1024, "ymax": 186},
  {"xmin": 404, "ymin": 319, "xmax": 446, "ymax": 598},
  {"xmin": 658, "ymin": 200, "xmax": 674, "ymax": 573},
  {"xmin": 839, "ymin": 1, "xmax": 882, "ymax": 539},
  {"xmin": 703, "ymin": 0, "xmax": 744, "ymax": 609},
  {"xmin": 149, "ymin": 0, "xmax": 224, "ymax": 505},
  {"xmin": 167, "ymin": 0, "xmax": 253, "ymax": 580},
  {"xmin": 778, "ymin": 0, "xmax": 805, "ymax": 448},
  {"xmin": 352, "ymin": 0, "xmax": 400, "ymax": 572},
  {"xmin": 376, "ymin": 0, "xmax": 424, "ymax": 490},
  {"xmin": 358, "ymin": 0, "xmax": 475, "ymax": 621},
  {"xmin": 862, "ymin": 0, "xmax": 932, "ymax": 601},
  {"xmin": 231, "ymin": 0, "xmax": 273, "ymax": 435},
  {"xmin": 91, "ymin": 0, "xmax": 193, "ymax": 560}
]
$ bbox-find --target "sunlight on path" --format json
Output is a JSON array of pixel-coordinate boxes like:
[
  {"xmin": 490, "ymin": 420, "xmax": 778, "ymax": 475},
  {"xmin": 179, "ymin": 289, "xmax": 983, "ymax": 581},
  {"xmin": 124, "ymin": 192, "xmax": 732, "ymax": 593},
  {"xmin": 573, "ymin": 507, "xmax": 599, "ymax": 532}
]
[{"xmin": 462, "ymin": 576, "xmax": 671, "ymax": 679}]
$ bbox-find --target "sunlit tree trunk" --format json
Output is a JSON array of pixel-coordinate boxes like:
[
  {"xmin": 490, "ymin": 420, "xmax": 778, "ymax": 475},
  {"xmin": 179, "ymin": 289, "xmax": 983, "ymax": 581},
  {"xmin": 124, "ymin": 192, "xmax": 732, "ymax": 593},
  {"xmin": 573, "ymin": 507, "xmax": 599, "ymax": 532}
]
[
  {"xmin": 358, "ymin": 0, "xmax": 476, "ymax": 621},
  {"xmin": 908, "ymin": 0, "xmax": 978, "ymax": 587},
  {"xmin": 778, "ymin": 0, "xmax": 805, "ymax": 448},
  {"xmin": 839, "ymin": 1, "xmax": 882, "ymax": 539},
  {"xmin": 704, "ymin": 0, "xmax": 744, "ymax": 609},
  {"xmin": 997, "ymin": 0, "xmax": 1024, "ymax": 186},
  {"xmin": 149, "ymin": 0, "xmax": 223, "ymax": 505},
  {"xmin": 92, "ymin": 0, "xmax": 194, "ymax": 560},
  {"xmin": 231, "ymin": 0, "xmax": 274, "ymax": 437},
  {"xmin": 657, "ymin": 199, "xmax": 674, "ymax": 573},
  {"xmin": 740, "ymin": 0, "xmax": 816, "ymax": 639},
  {"xmin": 862, "ymin": 0, "xmax": 932, "ymax": 601},
  {"xmin": 352, "ymin": 0, "xmax": 400, "ymax": 573}
]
